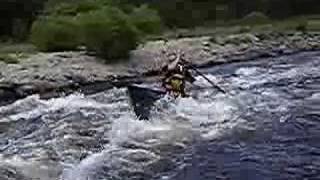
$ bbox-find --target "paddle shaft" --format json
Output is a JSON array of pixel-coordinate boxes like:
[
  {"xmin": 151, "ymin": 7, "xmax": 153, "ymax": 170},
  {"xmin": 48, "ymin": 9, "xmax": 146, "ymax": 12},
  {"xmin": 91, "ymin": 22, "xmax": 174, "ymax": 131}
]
[{"xmin": 188, "ymin": 65, "xmax": 226, "ymax": 94}]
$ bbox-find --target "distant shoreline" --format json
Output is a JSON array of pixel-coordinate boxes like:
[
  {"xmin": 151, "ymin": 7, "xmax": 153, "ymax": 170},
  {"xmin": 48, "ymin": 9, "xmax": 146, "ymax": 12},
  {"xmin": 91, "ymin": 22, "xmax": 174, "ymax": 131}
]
[{"xmin": 0, "ymin": 31, "xmax": 320, "ymax": 106}]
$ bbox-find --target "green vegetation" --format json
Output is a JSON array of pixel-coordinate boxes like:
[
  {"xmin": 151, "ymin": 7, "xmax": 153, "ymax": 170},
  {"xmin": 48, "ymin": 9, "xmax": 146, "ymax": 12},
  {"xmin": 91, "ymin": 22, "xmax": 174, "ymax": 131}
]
[
  {"xmin": 77, "ymin": 7, "xmax": 139, "ymax": 59},
  {"xmin": 31, "ymin": 16, "xmax": 79, "ymax": 52},
  {"xmin": 130, "ymin": 5, "xmax": 162, "ymax": 36},
  {"xmin": 0, "ymin": 43, "xmax": 36, "ymax": 64},
  {"xmin": 46, "ymin": 0, "xmax": 101, "ymax": 16},
  {"xmin": 0, "ymin": 54, "xmax": 20, "ymax": 64},
  {"xmin": 1, "ymin": 0, "xmax": 320, "ymax": 38},
  {"xmin": 0, "ymin": 43, "xmax": 36, "ymax": 54},
  {"xmin": 29, "ymin": 0, "xmax": 161, "ymax": 59},
  {"xmin": 0, "ymin": 0, "xmax": 320, "ymax": 61}
]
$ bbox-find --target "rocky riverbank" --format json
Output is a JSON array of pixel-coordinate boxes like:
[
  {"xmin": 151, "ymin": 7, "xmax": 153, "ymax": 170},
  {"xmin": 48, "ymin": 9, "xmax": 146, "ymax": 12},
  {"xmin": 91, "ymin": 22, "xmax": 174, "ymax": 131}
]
[{"xmin": 1, "ymin": 31, "xmax": 320, "ymax": 105}]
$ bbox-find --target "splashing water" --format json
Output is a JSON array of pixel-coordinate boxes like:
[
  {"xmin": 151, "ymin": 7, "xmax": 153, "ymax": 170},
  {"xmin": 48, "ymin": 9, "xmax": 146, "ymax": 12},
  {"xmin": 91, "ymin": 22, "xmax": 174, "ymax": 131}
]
[{"xmin": 0, "ymin": 52, "xmax": 319, "ymax": 180}]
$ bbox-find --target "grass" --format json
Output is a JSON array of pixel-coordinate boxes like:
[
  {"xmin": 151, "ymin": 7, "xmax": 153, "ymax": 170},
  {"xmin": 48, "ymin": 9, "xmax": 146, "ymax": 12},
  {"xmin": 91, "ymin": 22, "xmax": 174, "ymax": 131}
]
[
  {"xmin": 0, "ymin": 43, "xmax": 37, "ymax": 54},
  {"xmin": 0, "ymin": 43, "xmax": 37, "ymax": 64},
  {"xmin": 0, "ymin": 54, "xmax": 20, "ymax": 64},
  {"xmin": 308, "ymin": 20, "xmax": 320, "ymax": 31}
]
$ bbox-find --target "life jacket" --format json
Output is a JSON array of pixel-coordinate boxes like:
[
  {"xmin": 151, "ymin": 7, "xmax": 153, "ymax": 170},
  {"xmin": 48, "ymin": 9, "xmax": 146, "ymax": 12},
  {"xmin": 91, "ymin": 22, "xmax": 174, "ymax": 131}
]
[
  {"xmin": 163, "ymin": 63, "xmax": 186, "ymax": 93},
  {"xmin": 169, "ymin": 78, "xmax": 183, "ymax": 92}
]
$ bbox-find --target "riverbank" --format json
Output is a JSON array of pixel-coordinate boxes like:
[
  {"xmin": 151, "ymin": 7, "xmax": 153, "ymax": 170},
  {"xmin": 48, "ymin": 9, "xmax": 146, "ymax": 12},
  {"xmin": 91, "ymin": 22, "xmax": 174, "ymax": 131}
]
[{"xmin": 0, "ymin": 31, "xmax": 320, "ymax": 105}]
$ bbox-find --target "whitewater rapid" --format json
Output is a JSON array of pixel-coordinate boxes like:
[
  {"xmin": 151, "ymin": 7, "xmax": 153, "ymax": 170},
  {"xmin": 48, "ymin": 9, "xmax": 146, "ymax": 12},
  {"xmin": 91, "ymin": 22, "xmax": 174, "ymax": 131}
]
[{"xmin": 0, "ymin": 51, "xmax": 319, "ymax": 180}]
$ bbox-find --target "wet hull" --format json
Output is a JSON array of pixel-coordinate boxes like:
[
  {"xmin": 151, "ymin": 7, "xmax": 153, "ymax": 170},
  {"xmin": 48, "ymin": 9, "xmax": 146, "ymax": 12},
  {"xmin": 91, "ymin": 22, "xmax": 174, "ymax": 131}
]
[{"xmin": 127, "ymin": 84, "xmax": 166, "ymax": 120}]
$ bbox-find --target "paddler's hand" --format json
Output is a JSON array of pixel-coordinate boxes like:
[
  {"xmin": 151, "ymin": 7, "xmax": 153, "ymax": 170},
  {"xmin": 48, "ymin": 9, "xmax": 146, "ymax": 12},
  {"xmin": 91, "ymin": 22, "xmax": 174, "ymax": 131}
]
[{"xmin": 179, "ymin": 58, "xmax": 191, "ymax": 66}]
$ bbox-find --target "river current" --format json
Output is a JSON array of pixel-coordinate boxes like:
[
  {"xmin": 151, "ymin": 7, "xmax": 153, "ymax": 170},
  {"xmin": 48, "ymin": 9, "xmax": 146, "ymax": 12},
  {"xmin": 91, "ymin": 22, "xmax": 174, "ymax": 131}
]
[{"xmin": 0, "ymin": 51, "xmax": 319, "ymax": 180}]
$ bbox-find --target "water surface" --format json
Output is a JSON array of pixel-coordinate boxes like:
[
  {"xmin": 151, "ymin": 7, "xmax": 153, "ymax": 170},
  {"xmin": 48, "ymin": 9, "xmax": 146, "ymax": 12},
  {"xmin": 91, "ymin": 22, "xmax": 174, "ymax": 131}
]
[{"xmin": 0, "ymin": 51, "xmax": 319, "ymax": 180}]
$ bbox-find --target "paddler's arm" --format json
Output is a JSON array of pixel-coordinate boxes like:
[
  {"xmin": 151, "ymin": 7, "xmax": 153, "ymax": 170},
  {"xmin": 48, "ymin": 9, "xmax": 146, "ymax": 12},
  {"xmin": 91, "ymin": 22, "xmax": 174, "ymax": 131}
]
[
  {"xmin": 179, "ymin": 58, "xmax": 196, "ymax": 83},
  {"xmin": 185, "ymin": 69, "xmax": 196, "ymax": 83}
]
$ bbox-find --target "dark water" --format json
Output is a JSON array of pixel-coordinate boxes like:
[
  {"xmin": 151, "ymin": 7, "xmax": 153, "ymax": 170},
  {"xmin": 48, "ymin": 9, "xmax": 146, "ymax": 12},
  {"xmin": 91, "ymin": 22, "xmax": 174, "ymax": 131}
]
[
  {"xmin": 0, "ymin": 51, "xmax": 319, "ymax": 180},
  {"xmin": 174, "ymin": 52, "xmax": 320, "ymax": 180}
]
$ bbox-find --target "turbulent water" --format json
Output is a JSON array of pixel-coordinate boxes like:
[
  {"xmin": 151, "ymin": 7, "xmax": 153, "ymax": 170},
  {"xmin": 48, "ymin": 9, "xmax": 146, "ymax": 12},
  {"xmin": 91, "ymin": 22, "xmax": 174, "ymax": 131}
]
[{"xmin": 0, "ymin": 51, "xmax": 319, "ymax": 180}]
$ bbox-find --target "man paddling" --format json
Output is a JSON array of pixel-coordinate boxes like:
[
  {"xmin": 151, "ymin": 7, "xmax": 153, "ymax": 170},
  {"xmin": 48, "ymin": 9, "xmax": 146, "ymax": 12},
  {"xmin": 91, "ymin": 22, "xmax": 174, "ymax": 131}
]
[{"xmin": 162, "ymin": 52, "xmax": 196, "ymax": 97}]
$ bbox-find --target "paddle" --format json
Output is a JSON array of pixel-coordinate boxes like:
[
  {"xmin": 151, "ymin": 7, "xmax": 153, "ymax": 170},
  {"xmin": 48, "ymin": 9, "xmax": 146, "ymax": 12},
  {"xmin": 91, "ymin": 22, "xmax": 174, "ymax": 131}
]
[
  {"xmin": 187, "ymin": 64, "xmax": 226, "ymax": 94},
  {"xmin": 166, "ymin": 52, "xmax": 227, "ymax": 94}
]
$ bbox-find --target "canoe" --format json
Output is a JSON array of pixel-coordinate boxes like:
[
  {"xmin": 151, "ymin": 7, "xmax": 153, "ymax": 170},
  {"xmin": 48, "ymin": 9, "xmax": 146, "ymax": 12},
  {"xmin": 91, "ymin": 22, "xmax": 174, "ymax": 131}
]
[
  {"xmin": 127, "ymin": 84, "xmax": 167, "ymax": 120},
  {"xmin": 127, "ymin": 83, "xmax": 203, "ymax": 120}
]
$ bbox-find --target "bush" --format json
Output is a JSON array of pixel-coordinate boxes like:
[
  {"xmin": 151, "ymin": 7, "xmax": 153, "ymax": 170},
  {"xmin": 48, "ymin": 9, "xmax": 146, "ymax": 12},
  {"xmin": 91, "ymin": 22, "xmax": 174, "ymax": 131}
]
[
  {"xmin": 130, "ymin": 5, "xmax": 162, "ymax": 36},
  {"xmin": 296, "ymin": 24, "xmax": 307, "ymax": 32},
  {"xmin": 31, "ymin": 2, "xmax": 160, "ymax": 61},
  {"xmin": 47, "ymin": 0, "xmax": 100, "ymax": 16},
  {"xmin": 30, "ymin": 16, "xmax": 79, "ymax": 52},
  {"xmin": 295, "ymin": 18, "xmax": 308, "ymax": 32},
  {"xmin": 77, "ymin": 7, "xmax": 139, "ymax": 60},
  {"xmin": 46, "ymin": 0, "xmax": 134, "ymax": 15}
]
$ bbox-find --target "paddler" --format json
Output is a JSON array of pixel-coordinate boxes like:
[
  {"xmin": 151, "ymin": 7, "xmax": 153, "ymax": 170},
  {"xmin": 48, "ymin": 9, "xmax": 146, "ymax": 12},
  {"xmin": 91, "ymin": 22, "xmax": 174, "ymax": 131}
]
[{"xmin": 162, "ymin": 52, "xmax": 195, "ymax": 97}]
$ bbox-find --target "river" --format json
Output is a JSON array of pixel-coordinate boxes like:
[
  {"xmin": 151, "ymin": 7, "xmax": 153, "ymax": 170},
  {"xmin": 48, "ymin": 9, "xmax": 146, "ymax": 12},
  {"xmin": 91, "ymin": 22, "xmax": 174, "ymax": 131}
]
[{"xmin": 0, "ymin": 51, "xmax": 319, "ymax": 180}]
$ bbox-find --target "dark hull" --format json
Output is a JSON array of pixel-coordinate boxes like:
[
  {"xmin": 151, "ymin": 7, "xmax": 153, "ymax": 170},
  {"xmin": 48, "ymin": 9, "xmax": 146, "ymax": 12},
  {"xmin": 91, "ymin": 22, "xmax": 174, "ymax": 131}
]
[{"xmin": 127, "ymin": 84, "xmax": 166, "ymax": 120}]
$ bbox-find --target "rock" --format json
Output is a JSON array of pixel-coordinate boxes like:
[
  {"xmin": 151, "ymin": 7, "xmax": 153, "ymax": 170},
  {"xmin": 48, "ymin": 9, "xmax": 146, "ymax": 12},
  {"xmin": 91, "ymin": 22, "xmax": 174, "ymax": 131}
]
[
  {"xmin": 71, "ymin": 65, "xmax": 84, "ymax": 71},
  {"xmin": 30, "ymin": 63, "xmax": 40, "ymax": 68},
  {"xmin": 63, "ymin": 73, "xmax": 74, "ymax": 81},
  {"xmin": 54, "ymin": 53, "xmax": 73, "ymax": 59},
  {"xmin": 33, "ymin": 74, "xmax": 40, "ymax": 80},
  {"xmin": 0, "ymin": 32, "xmax": 320, "ymax": 106},
  {"xmin": 291, "ymin": 33, "xmax": 304, "ymax": 41},
  {"xmin": 48, "ymin": 58, "xmax": 61, "ymax": 66},
  {"xmin": 225, "ymin": 33, "xmax": 259, "ymax": 45},
  {"xmin": 202, "ymin": 46, "xmax": 211, "ymax": 52},
  {"xmin": 239, "ymin": 43, "xmax": 250, "ymax": 51},
  {"xmin": 18, "ymin": 66, "xmax": 27, "ymax": 71},
  {"xmin": 46, "ymin": 75, "xmax": 58, "ymax": 83},
  {"xmin": 309, "ymin": 41, "xmax": 320, "ymax": 49},
  {"xmin": 202, "ymin": 41, "xmax": 211, "ymax": 47},
  {"xmin": 255, "ymin": 33, "xmax": 271, "ymax": 40},
  {"xmin": 210, "ymin": 36, "xmax": 225, "ymax": 45},
  {"xmin": 16, "ymin": 84, "xmax": 36, "ymax": 96}
]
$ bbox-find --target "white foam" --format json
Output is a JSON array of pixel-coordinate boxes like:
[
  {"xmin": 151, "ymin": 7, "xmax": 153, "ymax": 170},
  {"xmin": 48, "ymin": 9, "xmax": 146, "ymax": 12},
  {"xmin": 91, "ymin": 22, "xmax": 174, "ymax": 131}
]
[
  {"xmin": 193, "ymin": 74, "xmax": 223, "ymax": 87},
  {"xmin": 0, "ymin": 91, "xmax": 130, "ymax": 122}
]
